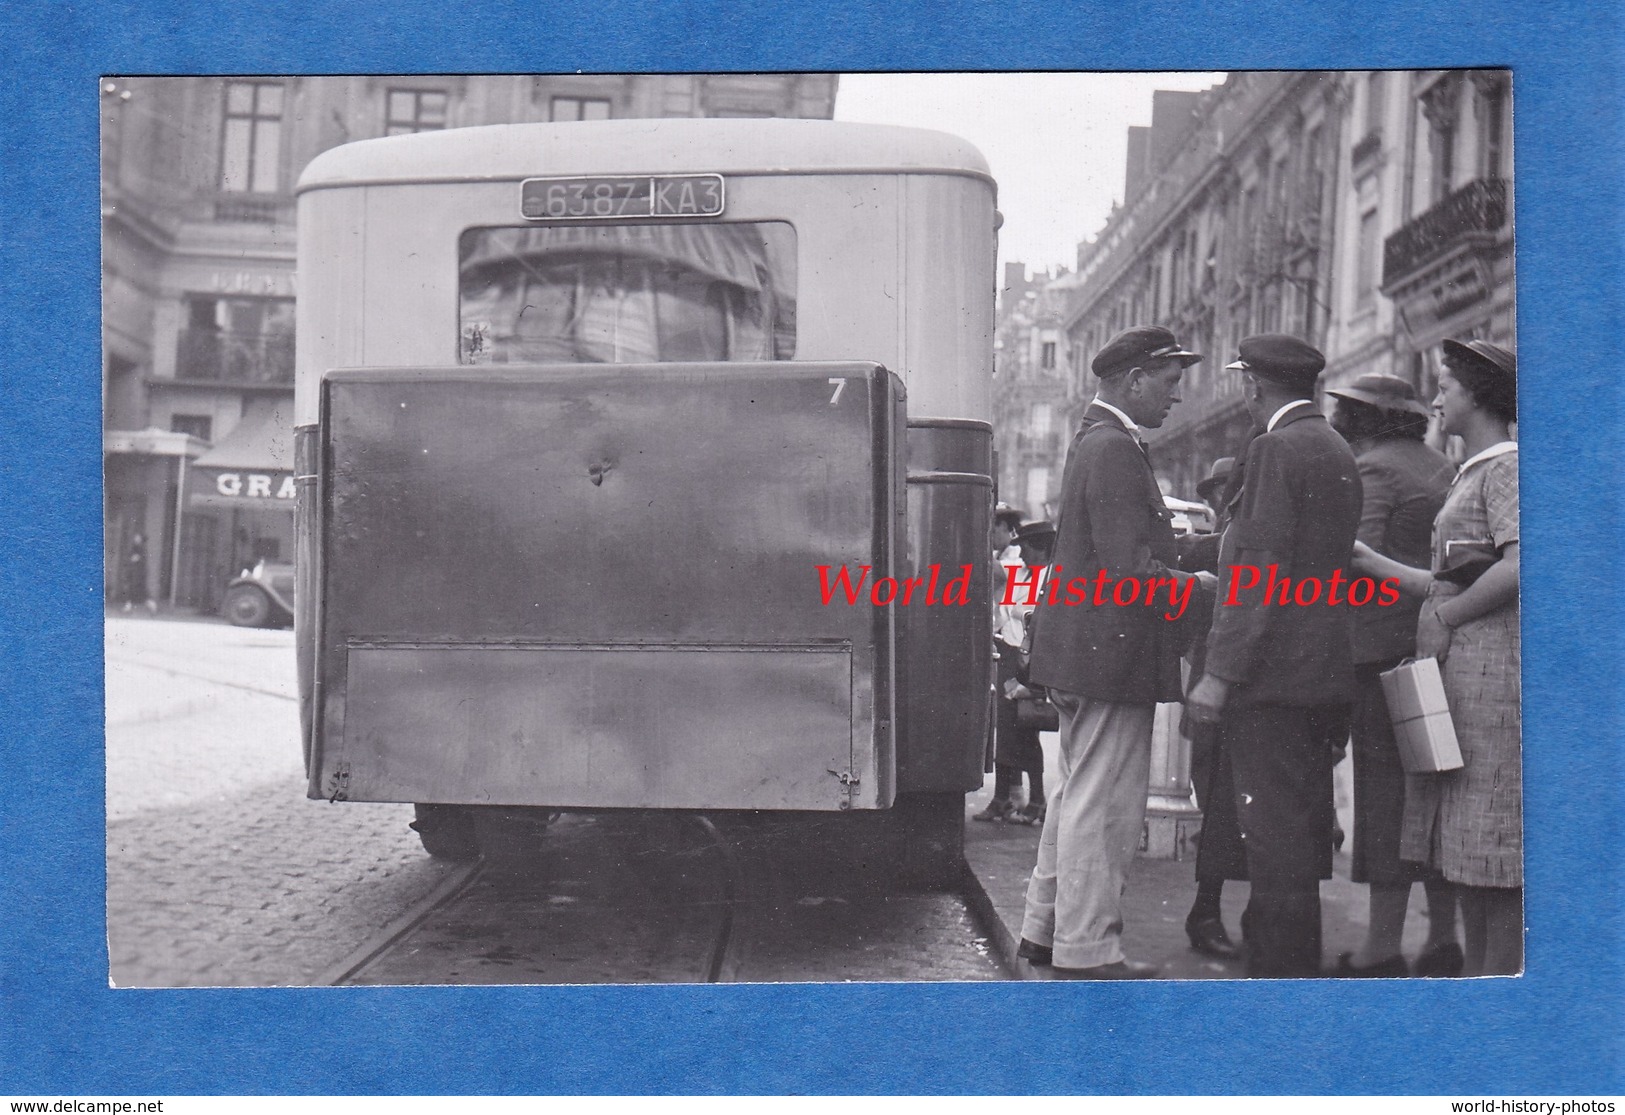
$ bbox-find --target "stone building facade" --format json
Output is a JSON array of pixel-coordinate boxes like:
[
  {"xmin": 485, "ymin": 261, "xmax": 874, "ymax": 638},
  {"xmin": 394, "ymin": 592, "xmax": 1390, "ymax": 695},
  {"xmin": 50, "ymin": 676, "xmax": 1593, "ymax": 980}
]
[
  {"xmin": 1062, "ymin": 72, "xmax": 1343, "ymax": 500},
  {"xmin": 102, "ymin": 75, "xmax": 838, "ymax": 608},
  {"xmin": 1331, "ymin": 69, "xmax": 1514, "ymax": 403},
  {"xmin": 1056, "ymin": 69, "xmax": 1513, "ymax": 501},
  {"xmin": 991, "ymin": 263, "xmax": 1078, "ymax": 519}
]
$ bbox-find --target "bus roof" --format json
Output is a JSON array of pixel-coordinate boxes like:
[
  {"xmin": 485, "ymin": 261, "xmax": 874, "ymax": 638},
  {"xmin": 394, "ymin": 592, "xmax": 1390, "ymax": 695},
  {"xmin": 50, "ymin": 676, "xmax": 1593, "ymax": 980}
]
[{"xmin": 297, "ymin": 118, "xmax": 992, "ymax": 193}]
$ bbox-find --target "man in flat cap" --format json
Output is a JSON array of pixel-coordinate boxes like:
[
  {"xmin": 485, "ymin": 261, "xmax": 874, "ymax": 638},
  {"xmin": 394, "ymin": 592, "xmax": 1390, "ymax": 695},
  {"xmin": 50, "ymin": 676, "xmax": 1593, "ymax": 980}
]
[
  {"xmin": 1185, "ymin": 334, "xmax": 1363, "ymax": 977},
  {"xmin": 1018, "ymin": 325, "xmax": 1211, "ymax": 979}
]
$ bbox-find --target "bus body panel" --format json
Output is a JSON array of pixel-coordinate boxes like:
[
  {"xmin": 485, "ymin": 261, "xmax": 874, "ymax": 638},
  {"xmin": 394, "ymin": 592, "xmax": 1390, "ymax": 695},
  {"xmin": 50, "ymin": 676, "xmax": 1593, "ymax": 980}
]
[
  {"xmin": 295, "ymin": 129, "xmax": 995, "ymax": 425},
  {"xmin": 898, "ymin": 420, "xmax": 995, "ymax": 793},
  {"xmin": 311, "ymin": 363, "xmax": 901, "ymax": 811}
]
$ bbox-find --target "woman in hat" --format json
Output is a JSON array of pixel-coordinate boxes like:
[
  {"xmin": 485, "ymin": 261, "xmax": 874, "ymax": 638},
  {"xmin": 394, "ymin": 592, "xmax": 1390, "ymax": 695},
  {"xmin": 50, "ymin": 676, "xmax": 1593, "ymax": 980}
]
[
  {"xmin": 977, "ymin": 520, "xmax": 1055, "ymax": 825},
  {"xmin": 1352, "ymin": 339, "xmax": 1520, "ymax": 976},
  {"xmin": 1329, "ymin": 375, "xmax": 1460, "ymax": 977}
]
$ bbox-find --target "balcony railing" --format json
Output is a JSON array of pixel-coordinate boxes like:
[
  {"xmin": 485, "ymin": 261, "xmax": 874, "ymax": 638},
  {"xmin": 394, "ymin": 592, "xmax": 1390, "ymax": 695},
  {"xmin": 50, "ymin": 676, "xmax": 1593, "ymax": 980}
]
[
  {"xmin": 175, "ymin": 329, "xmax": 295, "ymax": 385},
  {"xmin": 1382, "ymin": 177, "xmax": 1508, "ymax": 289},
  {"xmin": 213, "ymin": 193, "xmax": 291, "ymax": 225}
]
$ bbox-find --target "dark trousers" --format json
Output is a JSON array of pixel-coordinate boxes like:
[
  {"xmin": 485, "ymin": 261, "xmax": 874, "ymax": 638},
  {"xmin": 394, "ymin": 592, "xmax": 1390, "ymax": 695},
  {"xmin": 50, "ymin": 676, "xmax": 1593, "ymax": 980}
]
[
  {"xmin": 1190, "ymin": 721, "xmax": 1247, "ymax": 883},
  {"xmin": 1221, "ymin": 703, "xmax": 1344, "ymax": 977},
  {"xmin": 993, "ymin": 651, "xmax": 1044, "ymax": 774}
]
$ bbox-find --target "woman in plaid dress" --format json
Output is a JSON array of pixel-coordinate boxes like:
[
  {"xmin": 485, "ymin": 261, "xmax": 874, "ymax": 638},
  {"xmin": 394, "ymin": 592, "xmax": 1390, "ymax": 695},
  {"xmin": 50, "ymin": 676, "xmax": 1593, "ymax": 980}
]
[{"xmin": 1353, "ymin": 338, "xmax": 1520, "ymax": 977}]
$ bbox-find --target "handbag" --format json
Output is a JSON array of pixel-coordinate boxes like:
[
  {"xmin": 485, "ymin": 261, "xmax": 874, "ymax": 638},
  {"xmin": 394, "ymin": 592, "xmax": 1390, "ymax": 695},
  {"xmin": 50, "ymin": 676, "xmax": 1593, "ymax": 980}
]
[
  {"xmin": 1437, "ymin": 538, "xmax": 1499, "ymax": 587},
  {"xmin": 1013, "ymin": 694, "xmax": 1059, "ymax": 732},
  {"xmin": 1378, "ymin": 657, "xmax": 1465, "ymax": 773}
]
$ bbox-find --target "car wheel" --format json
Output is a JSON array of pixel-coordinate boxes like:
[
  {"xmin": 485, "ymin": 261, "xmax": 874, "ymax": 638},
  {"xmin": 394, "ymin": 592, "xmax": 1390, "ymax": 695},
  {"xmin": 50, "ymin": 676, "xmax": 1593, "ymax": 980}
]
[
  {"xmin": 410, "ymin": 804, "xmax": 481, "ymax": 861},
  {"xmin": 223, "ymin": 585, "xmax": 272, "ymax": 627}
]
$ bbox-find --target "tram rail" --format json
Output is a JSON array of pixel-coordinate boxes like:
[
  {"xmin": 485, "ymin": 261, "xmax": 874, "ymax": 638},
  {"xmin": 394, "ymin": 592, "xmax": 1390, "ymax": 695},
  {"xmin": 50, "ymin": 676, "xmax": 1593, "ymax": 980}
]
[{"xmin": 325, "ymin": 812, "xmax": 1010, "ymax": 986}]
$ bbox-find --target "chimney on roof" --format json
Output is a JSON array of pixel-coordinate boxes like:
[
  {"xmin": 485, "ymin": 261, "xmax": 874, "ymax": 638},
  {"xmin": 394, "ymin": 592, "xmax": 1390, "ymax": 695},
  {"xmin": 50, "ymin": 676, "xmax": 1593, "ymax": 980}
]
[
  {"xmin": 1003, "ymin": 261, "xmax": 1027, "ymax": 298},
  {"xmin": 1123, "ymin": 90, "xmax": 1204, "ymax": 206},
  {"xmin": 1149, "ymin": 90, "xmax": 1202, "ymax": 173},
  {"xmin": 1124, "ymin": 126, "xmax": 1152, "ymax": 206}
]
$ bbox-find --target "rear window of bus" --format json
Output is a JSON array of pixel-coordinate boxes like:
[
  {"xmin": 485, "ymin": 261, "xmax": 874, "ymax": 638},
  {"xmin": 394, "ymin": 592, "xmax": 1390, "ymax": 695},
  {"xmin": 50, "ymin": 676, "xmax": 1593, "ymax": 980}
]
[{"xmin": 458, "ymin": 222, "xmax": 796, "ymax": 365}]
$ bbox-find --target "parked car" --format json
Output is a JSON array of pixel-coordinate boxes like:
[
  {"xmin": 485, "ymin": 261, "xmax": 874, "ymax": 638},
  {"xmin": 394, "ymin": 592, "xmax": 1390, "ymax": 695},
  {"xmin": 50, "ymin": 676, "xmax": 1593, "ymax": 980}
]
[
  {"xmin": 222, "ymin": 560, "xmax": 295, "ymax": 628},
  {"xmin": 1164, "ymin": 495, "xmax": 1216, "ymax": 536}
]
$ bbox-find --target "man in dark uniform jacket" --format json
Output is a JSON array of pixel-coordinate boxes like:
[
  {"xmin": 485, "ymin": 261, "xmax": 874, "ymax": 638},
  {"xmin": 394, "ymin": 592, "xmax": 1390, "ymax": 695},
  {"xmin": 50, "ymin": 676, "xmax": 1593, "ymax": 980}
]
[
  {"xmin": 1018, "ymin": 325, "xmax": 1210, "ymax": 979},
  {"xmin": 1186, "ymin": 334, "xmax": 1363, "ymax": 977},
  {"xmin": 1177, "ymin": 455, "xmax": 1249, "ymax": 960}
]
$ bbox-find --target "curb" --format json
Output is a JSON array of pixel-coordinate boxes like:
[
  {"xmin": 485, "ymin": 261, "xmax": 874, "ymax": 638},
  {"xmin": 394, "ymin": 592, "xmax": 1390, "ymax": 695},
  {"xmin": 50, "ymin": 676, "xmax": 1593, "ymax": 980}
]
[{"xmin": 959, "ymin": 856, "xmax": 1042, "ymax": 981}]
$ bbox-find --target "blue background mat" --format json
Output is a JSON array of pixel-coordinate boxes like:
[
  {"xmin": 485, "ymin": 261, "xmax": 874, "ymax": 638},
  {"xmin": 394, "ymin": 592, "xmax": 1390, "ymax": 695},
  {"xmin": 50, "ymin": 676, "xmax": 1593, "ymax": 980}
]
[{"xmin": 0, "ymin": 0, "xmax": 1620, "ymax": 1095}]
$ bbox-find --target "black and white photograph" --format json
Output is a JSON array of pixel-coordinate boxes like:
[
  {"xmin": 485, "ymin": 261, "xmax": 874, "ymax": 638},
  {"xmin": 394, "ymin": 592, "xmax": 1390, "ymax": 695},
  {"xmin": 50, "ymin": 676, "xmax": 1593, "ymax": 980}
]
[{"xmin": 102, "ymin": 70, "xmax": 1520, "ymax": 987}]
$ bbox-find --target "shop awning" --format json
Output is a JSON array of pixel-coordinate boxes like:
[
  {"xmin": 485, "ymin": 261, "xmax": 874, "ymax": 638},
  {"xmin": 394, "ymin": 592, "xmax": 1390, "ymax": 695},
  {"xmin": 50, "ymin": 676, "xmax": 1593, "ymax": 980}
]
[
  {"xmin": 104, "ymin": 428, "xmax": 208, "ymax": 458},
  {"xmin": 188, "ymin": 412, "xmax": 296, "ymax": 511},
  {"xmin": 192, "ymin": 411, "xmax": 293, "ymax": 471}
]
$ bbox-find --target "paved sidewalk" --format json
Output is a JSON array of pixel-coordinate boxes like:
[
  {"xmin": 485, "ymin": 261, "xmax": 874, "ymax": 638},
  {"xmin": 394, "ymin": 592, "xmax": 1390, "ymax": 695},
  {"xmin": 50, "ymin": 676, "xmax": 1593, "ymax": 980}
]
[{"xmin": 962, "ymin": 778, "xmax": 1437, "ymax": 981}]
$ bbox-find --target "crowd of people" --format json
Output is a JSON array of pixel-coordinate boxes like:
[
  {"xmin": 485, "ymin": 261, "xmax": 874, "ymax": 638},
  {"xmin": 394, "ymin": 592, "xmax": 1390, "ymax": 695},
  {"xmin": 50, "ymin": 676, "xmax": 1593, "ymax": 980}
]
[{"xmin": 983, "ymin": 325, "xmax": 1521, "ymax": 979}]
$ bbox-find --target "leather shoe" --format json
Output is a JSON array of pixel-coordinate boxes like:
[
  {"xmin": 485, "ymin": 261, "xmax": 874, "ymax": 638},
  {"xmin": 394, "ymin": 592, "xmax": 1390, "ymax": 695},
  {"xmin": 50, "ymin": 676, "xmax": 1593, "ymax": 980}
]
[
  {"xmin": 1412, "ymin": 941, "xmax": 1465, "ymax": 978},
  {"xmin": 1016, "ymin": 938, "xmax": 1052, "ymax": 966},
  {"xmin": 1332, "ymin": 951, "xmax": 1410, "ymax": 978},
  {"xmin": 1051, "ymin": 958, "xmax": 1161, "ymax": 980},
  {"xmin": 1184, "ymin": 915, "xmax": 1243, "ymax": 959},
  {"xmin": 972, "ymin": 799, "xmax": 1014, "ymax": 823}
]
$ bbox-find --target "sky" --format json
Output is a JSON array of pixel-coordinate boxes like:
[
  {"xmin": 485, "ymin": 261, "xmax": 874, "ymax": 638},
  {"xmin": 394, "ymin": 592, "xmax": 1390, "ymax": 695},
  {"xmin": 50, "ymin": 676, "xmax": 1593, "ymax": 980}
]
[{"xmin": 834, "ymin": 72, "xmax": 1227, "ymax": 283}]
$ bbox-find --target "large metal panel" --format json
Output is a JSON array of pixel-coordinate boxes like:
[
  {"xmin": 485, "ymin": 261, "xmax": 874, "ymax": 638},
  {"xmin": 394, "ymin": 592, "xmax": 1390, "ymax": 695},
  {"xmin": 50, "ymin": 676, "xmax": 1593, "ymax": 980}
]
[
  {"xmin": 341, "ymin": 644, "xmax": 852, "ymax": 809},
  {"xmin": 313, "ymin": 361, "xmax": 901, "ymax": 810}
]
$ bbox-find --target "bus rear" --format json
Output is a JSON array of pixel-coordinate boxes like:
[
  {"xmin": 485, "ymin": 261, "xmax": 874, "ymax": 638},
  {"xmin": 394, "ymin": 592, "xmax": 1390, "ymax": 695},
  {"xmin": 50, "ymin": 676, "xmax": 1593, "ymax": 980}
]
[{"xmin": 293, "ymin": 120, "xmax": 997, "ymax": 871}]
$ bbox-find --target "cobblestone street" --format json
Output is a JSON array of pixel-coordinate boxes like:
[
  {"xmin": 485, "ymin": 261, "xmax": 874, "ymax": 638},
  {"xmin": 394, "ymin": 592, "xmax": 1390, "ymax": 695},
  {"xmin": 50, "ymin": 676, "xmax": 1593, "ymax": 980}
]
[
  {"xmin": 103, "ymin": 612, "xmax": 1396, "ymax": 987},
  {"xmin": 105, "ymin": 614, "xmax": 452, "ymax": 987}
]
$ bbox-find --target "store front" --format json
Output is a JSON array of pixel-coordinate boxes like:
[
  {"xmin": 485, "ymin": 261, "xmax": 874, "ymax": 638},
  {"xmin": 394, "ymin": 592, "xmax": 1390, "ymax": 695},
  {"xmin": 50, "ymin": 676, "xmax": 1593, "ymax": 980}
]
[
  {"xmin": 176, "ymin": 409, "xmax": 296, "ymax": 612},
  {"xmin": 104, "ymin": 429, "xmax": 208, "ymax": 607}
]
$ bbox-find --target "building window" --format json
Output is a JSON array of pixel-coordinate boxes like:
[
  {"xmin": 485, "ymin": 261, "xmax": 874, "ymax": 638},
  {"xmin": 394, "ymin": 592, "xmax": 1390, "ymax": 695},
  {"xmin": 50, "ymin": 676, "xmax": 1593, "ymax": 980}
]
[
  {"xmin": 1421, "ymin": 75, "xmax": 1463, "ymax": 204},
  {"xmin": 1271, "ymin": 152, "xmax": 1291, "ymax": 214},
  {"xmin": 1261, "ymin": 288, "xmax": 1282, "ymax": 333},
  {"xmin": 1411, "ymin": 348, "xmax": 1441, "ymax": 412},
  {"xmin": 1040, "ymin": 341, "xmax": 1056, "ymax": 370},
  {"xmin": 1303, "ymin": 125, "xmax": 1324, "ymax": 200},
  {"xmin": 220, "ymin": 81, "xmax": 284, "ymax": 194},
  {"xmin": 169, "ymin": 414, "xmax": 213, "ymax": 442},
  {"xmin": 1478, "ymin": 78, "xmax": 1508, "ymax": 180},
  {"xmin": 386, "ymin": 89, "xmax": 448, "ymax": 135},
  {"xmin": 1025, "ymin": 466, "xmax": 1050, "ymax": 517},
  {"xmin": 1364, "ymin": 72, "xmax": 1387, "ymax": 136},
  {"xmin": 177, "ymin": 295, "xmax": 296, "ymax": 383},
  {"xmin": 1030, "ymin": 403, "xmax": 1052, "ymax": 435},
  {"xmin": 1431, "ymin": 117, "xmax": 1457, "ymax": 202},
  {"xmin": 550, "ymin": 96, "xmax": 612, "ymax": 122},
  {"xmin": 1355, "ymin": 208, "xmax": 1379, "ymax": 310}
]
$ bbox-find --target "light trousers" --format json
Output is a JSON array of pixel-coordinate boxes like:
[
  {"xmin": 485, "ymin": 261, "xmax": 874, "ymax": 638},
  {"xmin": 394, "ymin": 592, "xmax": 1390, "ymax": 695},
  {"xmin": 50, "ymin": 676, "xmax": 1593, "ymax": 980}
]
[{"xmin": 1019, "ymin": 691, "xmax": 1153, "ymax": 969}]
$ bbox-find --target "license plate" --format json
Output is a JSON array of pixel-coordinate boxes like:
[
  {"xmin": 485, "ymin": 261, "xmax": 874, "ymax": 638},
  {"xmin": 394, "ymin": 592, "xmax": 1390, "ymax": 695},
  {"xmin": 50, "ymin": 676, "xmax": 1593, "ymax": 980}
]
[{"xmin": 520, "ymin": 174, "xmax": 725, "ymax": 220}]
